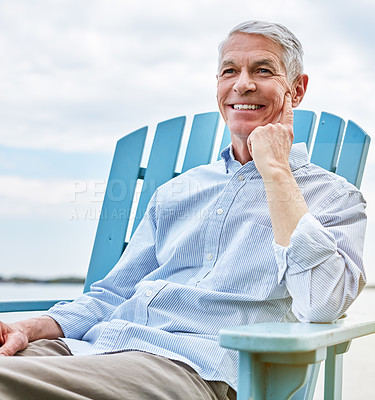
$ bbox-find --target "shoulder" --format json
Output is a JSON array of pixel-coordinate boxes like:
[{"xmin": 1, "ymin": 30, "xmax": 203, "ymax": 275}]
[
  {"xmin": 296, "ymin": 162, "xmax": 366, "ymax": 214},
  {"xmin": 302, "ymin": 162, "xmax": 361, "ymax": 192}
]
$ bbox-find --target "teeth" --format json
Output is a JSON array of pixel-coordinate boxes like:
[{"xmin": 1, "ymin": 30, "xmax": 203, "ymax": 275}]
[{"xmin": 233, "ymin": 104, "xmax": 262, "ymax": 110}]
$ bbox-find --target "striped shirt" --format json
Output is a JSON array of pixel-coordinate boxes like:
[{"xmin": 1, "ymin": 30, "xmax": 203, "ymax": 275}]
[{"xmin": 47, "ymin": 143, "xmax": 367, "ymax": 391}]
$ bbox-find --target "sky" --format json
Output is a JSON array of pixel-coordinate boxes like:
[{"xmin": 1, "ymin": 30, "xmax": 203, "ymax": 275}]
[{"xmin": 0, "ymin": 0, "xmax": 374, "ymax": 284}]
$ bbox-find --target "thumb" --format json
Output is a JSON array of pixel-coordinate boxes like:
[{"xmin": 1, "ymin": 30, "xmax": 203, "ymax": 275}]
[
  {"xmin": 247, "ymin": 133, "xmax": 254, "ymax": 159},
  {"xmin": 0, "ymin": 332, "xmax": 28, "ymax": 356}
]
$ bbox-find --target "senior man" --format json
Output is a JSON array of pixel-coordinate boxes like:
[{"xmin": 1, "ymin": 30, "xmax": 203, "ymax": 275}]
[{"xmin": 0, "ymin": 21, "xmax": 366, "ymax": 400}]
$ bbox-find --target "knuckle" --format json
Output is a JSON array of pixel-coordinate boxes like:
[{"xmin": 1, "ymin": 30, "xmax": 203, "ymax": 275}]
[
  {"xmin": 286, "ymin": 108, "xmax": 294, "ymax": 115},
  {"xmin": 0, "ymin": 347, "xmax": 12, "ymax": 357}
]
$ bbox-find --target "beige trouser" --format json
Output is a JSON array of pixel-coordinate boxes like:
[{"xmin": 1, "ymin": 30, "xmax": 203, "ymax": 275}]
[{"xmin": 0, "ymin": 339, "xmax": 236, "ymax": 400}]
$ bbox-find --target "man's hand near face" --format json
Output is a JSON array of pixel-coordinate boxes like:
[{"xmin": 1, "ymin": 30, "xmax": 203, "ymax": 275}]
[
  {"xmin": 247, "ymin": 92, "xmax": 294, "ymax": 179},
  {"xmin": 248, "ymin": 92, "xmax": 309, "ymax": 246}
]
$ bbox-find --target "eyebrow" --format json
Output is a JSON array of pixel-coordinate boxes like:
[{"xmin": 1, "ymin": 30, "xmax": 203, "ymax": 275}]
[
  {"xmin": 252, "ymin": 59, "xmax": 278, "ymax": 70},
  {"xmin": 219, "ymin": 57, "xmax": 279, "ymax": 71},
  {"xmin": 219, "ymin": 59, "xmax": 238, "ymax": 69}
]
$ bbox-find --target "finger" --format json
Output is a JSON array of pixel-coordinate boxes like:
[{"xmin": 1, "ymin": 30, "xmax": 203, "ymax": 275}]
[
  {"xmin": 247, "ymin": 135, "xmax": 253, "ymax": 158},
  {"xmin": 0, "ymin": 342, "xmax": 16, "ymax": 356},
  {"xmin": 0, "ymin": 333, "xmax": 27, "ymax": 356},
  {"xmin": 0, "ymin": 342, "xmax": 20, "ymax": 356},
  {"xmin": 279, "ymin": 92, "xmax": 294, "ymax": 126}
]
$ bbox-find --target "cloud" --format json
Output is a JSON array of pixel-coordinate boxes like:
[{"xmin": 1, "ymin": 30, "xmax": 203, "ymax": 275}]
[
  {"xmin": 0, "ymin": 1, "xmax": 373, "ymax": 147},
  {"xmin": 0, "ymin": 175, "xmax": 107, "ymax": 218},
  {"xmin": 0, "ymin": 0, "xmax": 374, "ymax": 279},
  {"xmin": 1, "ymin": 0, "xmax": 373, "ymax": 152}
]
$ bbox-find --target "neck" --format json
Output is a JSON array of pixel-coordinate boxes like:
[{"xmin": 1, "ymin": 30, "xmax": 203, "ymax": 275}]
[{"xmin": 231, "ymin": 136, "xmax": 253, "ymax": 165}]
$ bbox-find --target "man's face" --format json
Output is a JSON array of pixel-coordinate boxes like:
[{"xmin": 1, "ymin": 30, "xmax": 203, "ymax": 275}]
[{"xmin": 217, "ymin": 33, "xmax": 292, "ymax": 140}]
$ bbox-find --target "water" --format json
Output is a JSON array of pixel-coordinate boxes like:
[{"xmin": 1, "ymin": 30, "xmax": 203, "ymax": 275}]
[{"xmin": 0, "ymin": 282, "xmax": 84, "ymax": 301}]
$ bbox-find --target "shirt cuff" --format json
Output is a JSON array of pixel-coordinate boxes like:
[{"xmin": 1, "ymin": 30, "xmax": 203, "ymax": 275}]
[
  {"xmin": 45, "ymin": 298, "xmax": 100, "ymax": 340},
  {"xmin": 273, "ymin": 212, "xmax": 337, "ymax": 284}
]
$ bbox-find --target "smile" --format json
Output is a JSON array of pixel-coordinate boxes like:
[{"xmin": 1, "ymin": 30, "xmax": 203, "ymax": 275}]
[{"xmin": 232, "ymin": 104, "xmax": 263, "ymax": 110}]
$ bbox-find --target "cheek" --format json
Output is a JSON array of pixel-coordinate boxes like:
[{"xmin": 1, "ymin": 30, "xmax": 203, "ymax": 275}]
[
  {"xmin": 269, "ymin": 83, "xmax": 287, "ymax": 109},
  {"xmin": 217, "ymin": 82, "xmax": 228, "ymax": 100},
  {"xmin": 265, "ymin": 90, "xmax": 283, "ymax": 114},
  {"xmin": 274, "ymin": 92, "xmax": 285, "ymax": 109},
  {"xmin": 216, "ymin": 88, "xmax": 227, "ymax": 119},
  {"xmin": 217, "ymin": 84, "xmax": 230, "ymax": 111}
]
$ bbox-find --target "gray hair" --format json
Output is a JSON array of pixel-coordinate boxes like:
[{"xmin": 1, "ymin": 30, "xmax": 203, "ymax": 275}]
[{"xmin": 218, "ymin": 21, "xmax": 304, "ymax": 83}]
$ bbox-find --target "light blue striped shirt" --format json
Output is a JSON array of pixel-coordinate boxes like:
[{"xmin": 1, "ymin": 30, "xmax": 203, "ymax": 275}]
[{"xmin": 47, "ymin": 143, "xmax": 367, "ymax": 391}]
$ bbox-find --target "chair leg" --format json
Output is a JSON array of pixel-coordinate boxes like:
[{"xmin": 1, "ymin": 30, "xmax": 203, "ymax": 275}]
[
  {"xmin": 237, "ymin": 350, "xmax": 325, "ymax": 400},
  {"xmin": 324, "ymin": 341, "xmax": 351, "ymax": 400},
  {"xmin": 291, "ymin": 363, "xmax": 321, "ymax": 400}
]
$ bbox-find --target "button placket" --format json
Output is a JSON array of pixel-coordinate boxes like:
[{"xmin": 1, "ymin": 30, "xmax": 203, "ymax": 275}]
[
  {"xmin": 197, "ymin": 172, "xmax": 247, "ymax": 285},
  {"xmin": 134, "ymin": 282, "xmax": 168, "ymax": 326}
]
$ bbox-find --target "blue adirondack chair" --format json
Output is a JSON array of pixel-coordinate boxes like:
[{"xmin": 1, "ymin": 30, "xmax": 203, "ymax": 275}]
[{"xmin": 0, "ymin": 110, "xmax": 373, "ymax": 399}]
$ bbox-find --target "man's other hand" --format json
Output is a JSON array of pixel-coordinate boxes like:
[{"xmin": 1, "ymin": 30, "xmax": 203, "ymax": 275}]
[
  {"xmin": 0, "ymin": 320, "xmax": 29, "ymax": 356},
  {"xmin": 0, "ymin": 316, "xmax": 64, "ymax": 356}
]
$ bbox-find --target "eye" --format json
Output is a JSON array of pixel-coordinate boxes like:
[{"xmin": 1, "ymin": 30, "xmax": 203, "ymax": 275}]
[
  {"xmin": 258, "ymin": 68, "xmax": 273, "ymax": 75},
  {"xmin": 221, "ymin": 68, "xmax": 236, "ymax": 76}
]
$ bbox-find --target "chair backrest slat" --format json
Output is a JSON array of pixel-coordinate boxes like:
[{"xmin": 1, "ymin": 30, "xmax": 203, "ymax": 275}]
[
  {"xmin": 131, "ymin": 116, "xmax": 186, "ymax": 235},
  {"xmin": 181, "ymin": 112, "xmax": 220, "ymax": 173},
  {"xmin": 217, "ymin": 125, "xmax": 232, "ymax": 160},
  {"xmin": 336, "ymin": 120, "xmax": 371, "ymax": 188},
  {"xmin": 310, "ymin": 112, "xmax": 345, "ymax": 172},
  {"xmin": 84, "ymin": 127, "xmax": 147, "ymax": 292},
  {"xmin": 293, "ymin": 110, "xmax": 317, "ymax": 151}
]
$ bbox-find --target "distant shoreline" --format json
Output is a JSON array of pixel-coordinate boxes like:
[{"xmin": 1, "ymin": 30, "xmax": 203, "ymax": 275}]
[{"xmin": 0, "ymin": 276, "xmax": 85, "ymax": 284}]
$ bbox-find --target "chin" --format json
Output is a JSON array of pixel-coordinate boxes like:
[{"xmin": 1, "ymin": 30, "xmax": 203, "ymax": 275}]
[{"xmin": 228, "ymin": 123, "xmax": 257, "ymax": 138}]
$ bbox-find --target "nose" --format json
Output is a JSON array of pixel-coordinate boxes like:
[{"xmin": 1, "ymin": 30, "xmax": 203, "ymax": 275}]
[{"xmin": 233, "ymin": 70, "xmax": 256, "ymax": 95}]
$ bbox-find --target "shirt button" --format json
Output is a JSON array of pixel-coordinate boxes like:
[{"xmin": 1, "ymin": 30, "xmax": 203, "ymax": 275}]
[
  {"xmin": 238, "ymin": 174, "xmax": 245, "ymax": 181},
  {"xmin": 145, "ymin": 290, "xmax": 153, "ymax": 297},
  {"xmin": 206, "ymin": 253, "xmax": 213, "ymax": 261},
  {"xmin": 216, "ymin": 208, "xmax": 223, "ymax": 215}
]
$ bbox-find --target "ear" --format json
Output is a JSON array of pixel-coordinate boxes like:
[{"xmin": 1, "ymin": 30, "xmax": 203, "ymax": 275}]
[{"xmin": 291, "ymin": 74, "xmax": 308, "ymax": 108}]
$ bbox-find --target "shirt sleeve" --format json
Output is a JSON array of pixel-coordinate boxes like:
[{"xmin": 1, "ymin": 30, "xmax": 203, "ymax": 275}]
[
  {"xmin": 273, "ymin": 190, "xmax": 367, "ymax": 323},
  {"xmin": 46, "ymin": 192, "xmax": 160, "ymax": 340}
]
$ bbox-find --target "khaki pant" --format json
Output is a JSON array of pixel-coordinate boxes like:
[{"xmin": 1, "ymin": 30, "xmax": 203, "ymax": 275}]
[{"xmin": 0, "ymin": 339, "xmax": 235, "ymax": 400}]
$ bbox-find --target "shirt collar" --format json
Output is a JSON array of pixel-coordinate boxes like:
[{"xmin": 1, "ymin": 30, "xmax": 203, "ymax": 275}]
[{"xmin": 220, "ymin": 142, "xmax": 309, "ymax": 174}]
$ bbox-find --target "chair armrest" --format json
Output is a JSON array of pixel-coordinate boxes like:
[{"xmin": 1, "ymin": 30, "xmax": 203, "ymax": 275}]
[
  {"xmin": 0, "ymin": 299, "xmax": 73, "ymax": 313},
  {"xmin": 219, "ymin": 316, "xmax": 375, "ymax": 400},
  {"xmin": 219, "ymin": 315, "xmax": 375, "ymax": 354}
]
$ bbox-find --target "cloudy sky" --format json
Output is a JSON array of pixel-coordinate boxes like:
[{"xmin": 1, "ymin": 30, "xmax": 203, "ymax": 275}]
[{"xmin": 0, "ymin": 0, "xmax": 374, "ymax": 284}]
